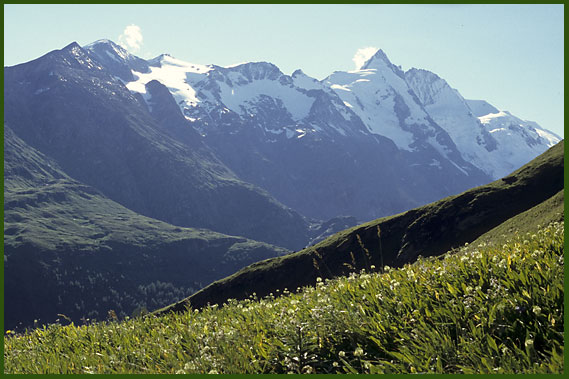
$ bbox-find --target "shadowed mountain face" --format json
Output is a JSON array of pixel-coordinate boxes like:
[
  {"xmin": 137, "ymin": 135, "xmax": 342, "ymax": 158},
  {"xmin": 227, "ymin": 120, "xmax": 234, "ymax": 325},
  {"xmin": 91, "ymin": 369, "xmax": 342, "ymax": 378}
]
[
  {"xmin": 3, "ymin": 42, "xmax": 309, "ymax": 250},
  {"xmin": 158, "ymin": 141, "xmax": 563, "ymax": 314},
  {"xmin": 4, "ymin": 125, "xmax": 290, "ymax": 330}
]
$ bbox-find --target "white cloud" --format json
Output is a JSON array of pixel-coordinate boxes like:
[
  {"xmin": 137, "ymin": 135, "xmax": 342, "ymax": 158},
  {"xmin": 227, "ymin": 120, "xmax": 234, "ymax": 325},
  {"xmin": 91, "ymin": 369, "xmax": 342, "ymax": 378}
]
[
  {"xmin": 118, "ymin": 24, "xmax": 143, "ymax": 52},
  {"xmin": 352, "ymin": 47, "xmax": 379, "ymax": 70}
]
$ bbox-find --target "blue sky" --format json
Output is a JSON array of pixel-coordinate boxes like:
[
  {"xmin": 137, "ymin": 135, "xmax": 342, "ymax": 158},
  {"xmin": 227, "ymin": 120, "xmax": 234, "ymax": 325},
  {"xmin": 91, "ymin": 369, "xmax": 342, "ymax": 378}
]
[{"xmin": 4, "ymin": 4, "xmax": 564, "ymax": 137}]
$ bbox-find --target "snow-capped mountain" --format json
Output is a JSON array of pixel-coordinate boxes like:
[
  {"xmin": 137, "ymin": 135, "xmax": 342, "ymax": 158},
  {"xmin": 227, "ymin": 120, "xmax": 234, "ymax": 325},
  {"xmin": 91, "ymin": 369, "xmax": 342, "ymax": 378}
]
[
  {"xmin": 84, "ymin": 39, "xmax": 150, "ymax": 81},
  {"xmin": 4, "ymin": 41, "xmax": 310, "ymax": 250},
  {"xmin": 324, "ymin": 49, "xmax": 483, "ymax": 177},
  {"xmin": 406, "ymin": 68, "xmax": 560, "ymax": 179},
  {"xmin": 78, "ymin": 40, "xmax": 560, "ymax": 222},
  {"xmin": 122, "ymin": 50, "xmax": 363, "ymax": 140}
]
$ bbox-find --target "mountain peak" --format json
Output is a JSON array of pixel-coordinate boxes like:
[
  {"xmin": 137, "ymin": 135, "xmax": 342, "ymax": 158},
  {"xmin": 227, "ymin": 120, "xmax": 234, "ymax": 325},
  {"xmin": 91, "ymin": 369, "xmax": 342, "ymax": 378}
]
[
  {"xmin": 222, "ymin": 61, "xmax": 283, "ymax": 81},
  {"xmin": 360, "ymin": 49, "xmax": 392, "ymax": 70},
  {"xmin": 82, "ymin": 39, "xmax": 149, "ymax": 80},
  {"xmin": 84, "ymin": 39, "xmax": 120, "ymax": 49},
  {"xmin": 147, "ymin": 53, "xmax": 175, "ymax": 67},
  {"xmin": 356, "ymin": 48, "xmax": 405, "ymax": 80},
  {"xmin": 84, "ymin": 39, "xmax": 132, "ymax": 62},
  {"xmin": 292, "ymin": 68, "xmax": 305, "ymax": 78},
  {"xmin": 62, "ymin": 41, "xmax": 82, "ymax": 53}
]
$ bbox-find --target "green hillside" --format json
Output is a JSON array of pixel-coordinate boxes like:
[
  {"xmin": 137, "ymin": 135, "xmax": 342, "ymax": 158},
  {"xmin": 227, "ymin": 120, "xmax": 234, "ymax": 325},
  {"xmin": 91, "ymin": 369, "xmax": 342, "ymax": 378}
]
[
  {"xmin": 4, "ymin": 221, "xmax": 563, "ymax": 373},
  {"xmin": 470, "ymin": 190, "xmax": 564, "ymax": 247},
  {"xmin": 4, "ymin": 125, "xmax": 289, "ymax": 330},
  {"xmin": 159, "ymin": 141, "xmax": 564, "ymax": 314}
]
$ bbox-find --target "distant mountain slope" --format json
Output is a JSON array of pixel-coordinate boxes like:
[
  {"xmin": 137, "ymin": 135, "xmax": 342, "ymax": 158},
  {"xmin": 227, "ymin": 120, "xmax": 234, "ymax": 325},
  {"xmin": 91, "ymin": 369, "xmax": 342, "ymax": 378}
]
[
  {"xmin": 102, "ymin": 41, "xmax": 490, "ymax": 221},
  {"xmin": 7, "ymin": 40, "xmax": 557, "ymax": 231},
  {"xmin": 3, "ymin": 42, "xmax": 309, "ymax": 249},
  {"xmin": 158, "ymin": 140, "xmax": 563, "ymax": 314},
  {"xmin": 405, "ymin": 68, "xmax": 560, "ymax": 179},
  {"xmin": 4, "ymin": 125, "xmax": 289, "ymax": 330},
  {"xmin": 90, "ymin": 39, "xmax": 559, "ymax": 223}
]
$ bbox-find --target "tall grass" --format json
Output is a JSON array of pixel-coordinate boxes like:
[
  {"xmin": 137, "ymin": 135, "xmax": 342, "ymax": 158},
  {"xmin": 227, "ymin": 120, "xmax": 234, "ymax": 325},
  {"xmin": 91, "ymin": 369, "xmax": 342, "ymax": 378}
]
[{"xmin": 4, "ymin": 222, "xmax": 564, "ymax": 374}]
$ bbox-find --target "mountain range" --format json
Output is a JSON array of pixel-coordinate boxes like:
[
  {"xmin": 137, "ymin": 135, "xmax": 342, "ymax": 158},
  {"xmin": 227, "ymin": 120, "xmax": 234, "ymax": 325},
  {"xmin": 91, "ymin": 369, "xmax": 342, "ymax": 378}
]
[
  {"xmin": 86, "ymin": 40, "xmax": 559, "ymax": 220},
  {"xmin": 3, "ymin": 39, "xmax": 561, "ymax": 329}
]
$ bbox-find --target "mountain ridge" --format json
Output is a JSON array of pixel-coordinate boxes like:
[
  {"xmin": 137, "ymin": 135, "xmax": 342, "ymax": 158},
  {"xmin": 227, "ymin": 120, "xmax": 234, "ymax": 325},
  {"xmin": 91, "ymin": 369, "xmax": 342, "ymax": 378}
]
[
  {"xmin": 157, "ymin": 140, "xmax": 563, "ymax": 315},
  {"xmin": 87, "ymin": 39, "xmax": 559, "ymax": 224}
]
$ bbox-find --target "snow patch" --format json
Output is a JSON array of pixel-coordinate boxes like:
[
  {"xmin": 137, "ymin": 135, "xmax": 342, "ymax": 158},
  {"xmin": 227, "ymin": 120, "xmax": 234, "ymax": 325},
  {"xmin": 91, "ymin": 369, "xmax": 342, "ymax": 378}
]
[
  {"xmin": 330, "ymin": 84, "xmax": 351, "ymax": 92},
  {"xmin": 216, "ymin": 78, "xmax": 314, "ymax": 120},
  {"xmin": 125, "ymin": 55, "xmax": 211, "ymax": 108},
  {"xmin": 478, "ymin": 111, "xmax": 509, "ymax": 125},
  {"xmin": 292, "ymin": 72, "xmax": 322, "ymax": 90}
]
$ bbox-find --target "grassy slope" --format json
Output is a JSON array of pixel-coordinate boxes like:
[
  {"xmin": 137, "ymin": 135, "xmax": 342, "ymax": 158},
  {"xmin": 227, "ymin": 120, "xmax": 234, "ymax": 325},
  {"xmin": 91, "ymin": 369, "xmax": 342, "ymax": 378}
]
[
  {"xmin": 4, "ymin": 125, "xmax": 289, "ymax": 330},
  {"xmin": 158, "ymin": 141, "xmax": 564, "ymax": 314},
  {"xmin": 4, "ymin": 222, "xmax": 563, "ymax": 374},
  {"xmin": 471, "ymin": 189, "xmax": 564, "ymax": 247}
]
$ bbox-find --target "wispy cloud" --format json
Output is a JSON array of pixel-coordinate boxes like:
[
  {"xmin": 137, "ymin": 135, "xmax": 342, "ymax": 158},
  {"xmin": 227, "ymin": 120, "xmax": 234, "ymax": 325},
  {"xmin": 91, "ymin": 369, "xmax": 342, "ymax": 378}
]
[
  {"xmin": 118, "ymin": 24, "xmax": 143, "ymax": 52},
  {"xmin": 352, "ymin": 47, "xmax": 379, "ymax": 70}
]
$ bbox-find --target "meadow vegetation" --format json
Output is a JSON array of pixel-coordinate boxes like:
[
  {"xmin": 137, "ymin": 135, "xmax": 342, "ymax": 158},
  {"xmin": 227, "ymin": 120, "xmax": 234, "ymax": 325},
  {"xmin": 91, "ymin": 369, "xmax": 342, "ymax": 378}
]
[{"xmin": 4, "ymin": 222, "xmax": 564, "ymax": 374}]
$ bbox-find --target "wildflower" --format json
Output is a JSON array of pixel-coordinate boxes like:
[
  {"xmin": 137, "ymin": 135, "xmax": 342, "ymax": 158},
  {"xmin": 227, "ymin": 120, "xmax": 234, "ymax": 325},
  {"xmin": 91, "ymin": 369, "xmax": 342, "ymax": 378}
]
[
  {"xmin": 333, "ymin": 362, "xmax": 339, "ymax": 367},
  {"xmin": 498, "ymin": 259, "xmax": 507, "ymax": 269},
  {"xmin": 339, "ymin": 351, "xmax": 346, "ymax": 358},
  {"xmin": 302, "ymin": 366, "xmax": 314, "ymax": 374},
  {"xmin": 354, "ymin": 347, "xmax": 364, "ymax": 357},
  {"xmin": 532, "ymin": 306, "xmax": 542, "ymax": 316},
  {"xmin": 83, "ymin": 367, "xmax": 95, "ymax": 374},
  {"xmin": 184, "ymin": 362, "xmax": 197, "ymax": 371},
  {"xmin": 524, "ymin": 339, "xmax": 534, "ymax": 348}
]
